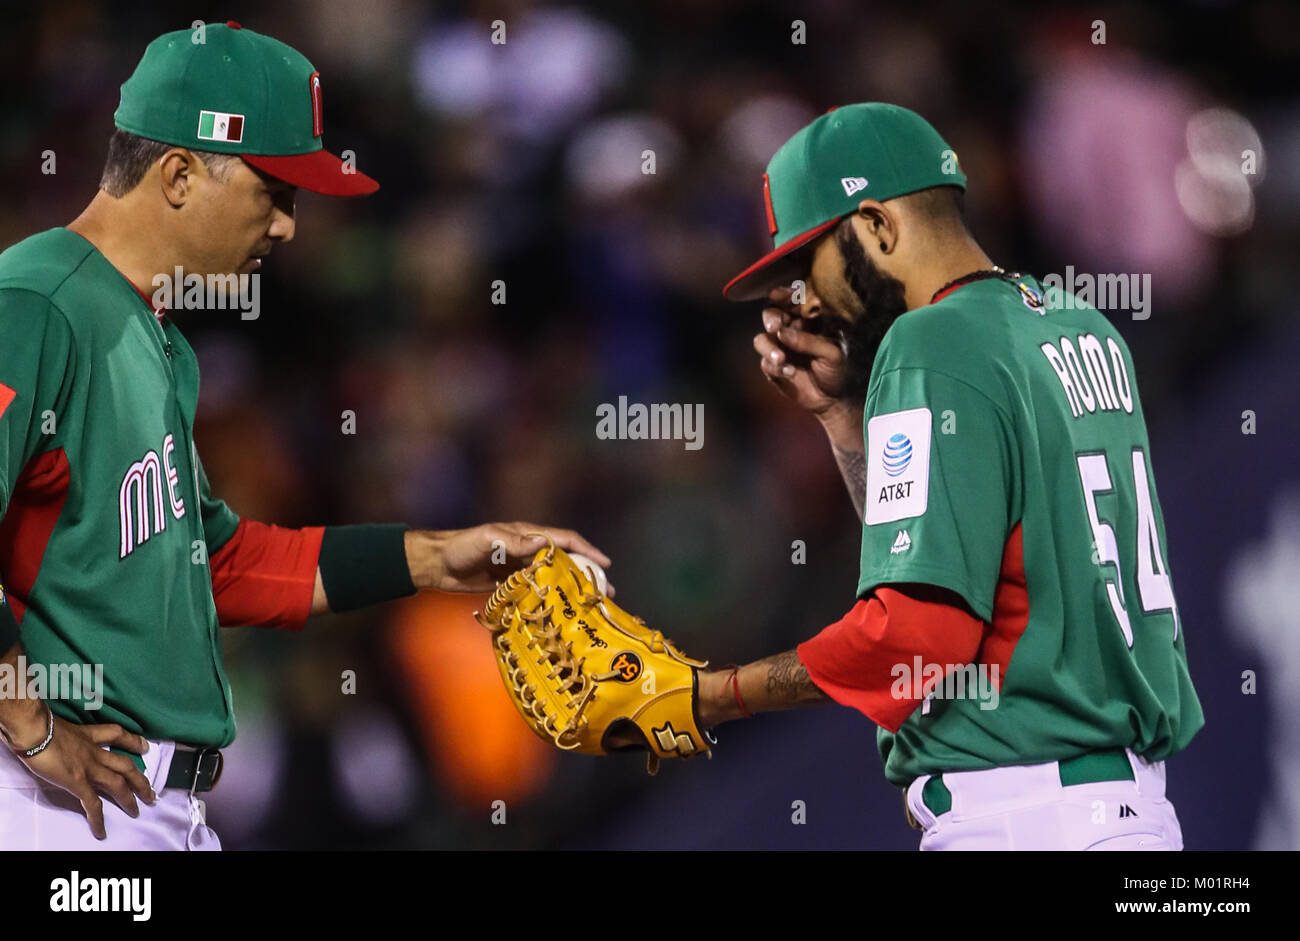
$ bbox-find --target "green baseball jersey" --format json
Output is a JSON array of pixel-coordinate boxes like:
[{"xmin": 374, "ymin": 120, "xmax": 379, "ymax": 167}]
[
  {"xmin": 0, "ymin": 228, "xmax": 241, "ymax": 747},
  {"xmin": 857, "ymin": 274, "xmax": 1204, "ymax": 787}
]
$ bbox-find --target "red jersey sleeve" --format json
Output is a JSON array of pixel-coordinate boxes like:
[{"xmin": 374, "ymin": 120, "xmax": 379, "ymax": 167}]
[
  {"xmin": 796, "ymin": 586, "xmax": 986, "ymax": 732},
  {"xmin": 207, "ymin": 519, "xmax": 325, "ymax": 631}
]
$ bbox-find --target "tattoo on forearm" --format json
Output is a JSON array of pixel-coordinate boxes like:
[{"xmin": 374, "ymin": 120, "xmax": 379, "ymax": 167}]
[
  {"xmin": 832, "ymin": 444, "xmax": 867, "ymax": 522},
  {"xmin": 764, "ymin": 650, "xmax": 828, "ymax": 707}
]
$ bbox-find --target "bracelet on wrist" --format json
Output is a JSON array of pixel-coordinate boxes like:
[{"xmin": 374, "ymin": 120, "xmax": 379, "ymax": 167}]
[
  {"xmin": 721, "ymin": 664, "xmax": 753, "ymax": 719},
  {"xmin": 2, "ymin": 701, "xmax": 54, "ymax": 758}
]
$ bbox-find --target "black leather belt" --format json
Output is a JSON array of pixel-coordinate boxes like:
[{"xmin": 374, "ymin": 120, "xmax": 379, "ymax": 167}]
[{"xmin": 164, "ymin": 746, "xmax": 223, "ymax": 793}]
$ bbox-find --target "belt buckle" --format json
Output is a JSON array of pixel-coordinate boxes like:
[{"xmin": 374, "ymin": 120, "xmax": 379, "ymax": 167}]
[{"xmin": 188, "ymin": 747, "xmax": 224, "ymax": 797}]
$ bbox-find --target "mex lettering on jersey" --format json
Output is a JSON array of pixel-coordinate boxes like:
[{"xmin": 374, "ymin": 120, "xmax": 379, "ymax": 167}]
[
  {"xmin": 119, "ymin": 432, "xmax": 186, "ymax": 558},
  {"xmin": 1039, "ymin": 332, "xmax": 1135, "ymax": 419}
]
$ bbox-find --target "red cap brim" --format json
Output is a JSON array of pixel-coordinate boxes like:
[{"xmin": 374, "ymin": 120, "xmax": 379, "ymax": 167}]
[
  {"xmin": 241, "ymin": 149, "xmax": 378, "ymax": 197},
  {"xmin": 722, "ymin": 216, "xmax": 841, "ymax": 301}
]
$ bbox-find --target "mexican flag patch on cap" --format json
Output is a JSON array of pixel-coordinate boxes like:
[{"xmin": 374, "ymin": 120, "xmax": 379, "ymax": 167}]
[
  {"xmin": 197, "ymin": 110, "xmax": 244, "ymax": 142},
  {"xmin": 115, "ymin": 23, "xmax": 377, "ymax": 194}
]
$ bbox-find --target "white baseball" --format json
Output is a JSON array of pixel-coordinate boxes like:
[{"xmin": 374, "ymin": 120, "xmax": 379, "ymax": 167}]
[{"xmin": 567, "ymin": 552, "xmax": 608, "ymax": 593}]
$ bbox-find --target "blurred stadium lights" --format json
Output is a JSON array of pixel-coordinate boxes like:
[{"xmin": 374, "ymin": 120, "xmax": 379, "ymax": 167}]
[
  {"xmin": 717, "ymin": 95, "xmax": 817, "ymax": 170},
  {"xmin": 564, "ymin": 114, "xmax": 683, "ymax": 202},
  {"xmin": 1176, "ymin": 107, "xmax": 1265, "ymax": 236}
]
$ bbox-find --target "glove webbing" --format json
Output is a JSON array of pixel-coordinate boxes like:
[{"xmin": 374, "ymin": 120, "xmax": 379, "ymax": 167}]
[{"xmin": 478, "ymin": 547, "xmax": 622, "ymax": 748}]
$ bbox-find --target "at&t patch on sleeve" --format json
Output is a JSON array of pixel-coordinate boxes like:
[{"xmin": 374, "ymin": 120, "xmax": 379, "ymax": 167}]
[{"xmin": 865, "ymin": 407, "xmax": 931, "ymax": 524}]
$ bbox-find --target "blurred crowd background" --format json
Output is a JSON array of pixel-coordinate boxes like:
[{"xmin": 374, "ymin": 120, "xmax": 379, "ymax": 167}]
[{"xmin": 1, "ymin": 0, "xmax": 1297, "ymax": 850}]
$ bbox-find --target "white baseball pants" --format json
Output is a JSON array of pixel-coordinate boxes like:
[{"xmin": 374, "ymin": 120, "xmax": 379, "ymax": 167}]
[
  {"xmin": 905, "ymin": 748, "xmax": 1184, "ymax": 850},
  {"xmin": 0, "ymin": 738, "xmax": 221, "ymax": 850}
]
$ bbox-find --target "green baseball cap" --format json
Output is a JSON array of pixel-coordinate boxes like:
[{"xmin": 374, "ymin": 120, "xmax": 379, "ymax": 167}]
[
  {"xmin": 723, "ymin": 103, "xmax": 965, "ymax": 301},
  {"xmin": 114, "ymin": 20, "xmax": 377, "ymax": 196}
]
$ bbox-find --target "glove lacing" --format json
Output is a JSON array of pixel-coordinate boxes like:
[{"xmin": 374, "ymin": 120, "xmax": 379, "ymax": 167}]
[
  {"xmin": 477, "ymin": 544, "xmax": 603, "ymax": 748},
  {"xmin": 475, "ymin": 536, "xmax": 703, "ymax": 760}
]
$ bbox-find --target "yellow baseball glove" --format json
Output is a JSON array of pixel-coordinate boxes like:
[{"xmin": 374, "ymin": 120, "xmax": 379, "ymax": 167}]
[{"xmin": 475, "ymin": 539, "xmax": 712, "ymax": 774}]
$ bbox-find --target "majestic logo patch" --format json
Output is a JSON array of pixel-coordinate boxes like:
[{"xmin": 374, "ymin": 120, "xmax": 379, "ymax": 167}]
[
  {"xmin": 197, "ymin": 111, "xmax": 244, "ymax": 143},
  {"xmin": 610, "ymin": 651, "xmax": 642, "ymax": 682},
  {"xmin": 841, "ymin": 176, "xmax": 869, "ymax": 196},
  {"xmin": 866, "ymin": 407, "xmax": 931, "ymax": 525},
  {"xmin": 891, "ymin": 530, "xmax": 912, "ymax": 554}
]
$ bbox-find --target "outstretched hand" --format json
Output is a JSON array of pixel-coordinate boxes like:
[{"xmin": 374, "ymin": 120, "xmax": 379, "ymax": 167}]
[{"xmin": 409, "ymin": 523, "xmax": 613, "ymax": 595}]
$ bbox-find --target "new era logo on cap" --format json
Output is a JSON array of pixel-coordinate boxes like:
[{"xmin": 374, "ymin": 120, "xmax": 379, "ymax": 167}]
[
  {"xmin": 197, "ymin": 110, "xmax": 244, "ymax": 143},
  {"xmin": 723, "ymin": 104, "xmax": 968, "ymax": 301}
]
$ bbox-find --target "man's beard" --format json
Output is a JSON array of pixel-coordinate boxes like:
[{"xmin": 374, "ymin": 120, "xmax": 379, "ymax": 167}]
[{"xmin": 826, "ymin": 224, "xmax": 909, "ymax": 400}]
